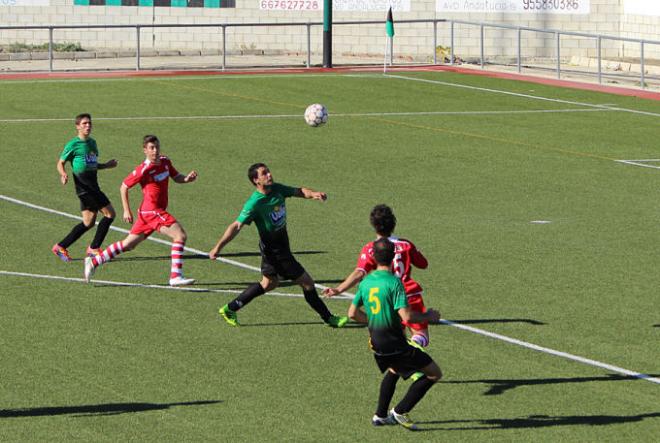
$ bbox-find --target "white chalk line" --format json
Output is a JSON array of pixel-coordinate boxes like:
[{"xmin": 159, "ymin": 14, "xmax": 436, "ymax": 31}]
[
  {"xmin": 2, "ymin": 194, "xmax": 657, "ymax": 385},
  {"xmin": 615, "ymin": 159, "xmax": 660, "ymax": 170},
  {"xmin": 0, "ymin": 108, "xmax": 610, "ymax": 124},
  {"xmin": 383, "ymin": 73, "xmax": 660, "ymax": 119},
  {"xmin": 0, "ymin": 270, "xmax": 304, "ymax": 298}
]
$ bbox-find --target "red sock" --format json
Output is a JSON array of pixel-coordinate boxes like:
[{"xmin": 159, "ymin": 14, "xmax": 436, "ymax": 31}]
[
  {"xmin": 92, "ymin": 241, "xmax": 124, "ymax": 267},
  {"xmin": 170, "ymin": 241, "xmax": 184, "ymax": 279}
]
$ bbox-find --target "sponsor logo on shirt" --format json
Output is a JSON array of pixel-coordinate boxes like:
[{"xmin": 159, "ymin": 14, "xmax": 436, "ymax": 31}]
[
  {"xmin": 270, "ymin": 204, "xmax": 286, "ymax": 225},
  {"xmin": 85, "ymin": 153, "xmax": 97, "ymax": 164},
  {"xmin": 153, "ymin": 171, "xmax": 169, "ymax": 182}
]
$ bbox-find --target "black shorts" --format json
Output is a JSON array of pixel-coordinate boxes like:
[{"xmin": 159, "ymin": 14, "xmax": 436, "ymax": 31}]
[
  {"xmin": 374, "ymin": 345, "xmax": 434, "ymax": 380},
  {"xmin": 78, "ymin": 190, "xmax": 110, "ymax": 212},
  {"xmin": 260, "ymin": 242, "xmax": 305, "ymax": 281}
]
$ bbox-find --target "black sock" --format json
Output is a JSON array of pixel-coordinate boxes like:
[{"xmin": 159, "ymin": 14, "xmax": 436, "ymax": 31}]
[
  {"xmin": 90, "ymin": 217, "xmax": 114, "ymax": 249},
  {"xmin": 302, "ymin": 288, "xmax": 332, "ymax": 321},
  {"xmin": 228, "ymin": 283, "xmax": 265, "ymax": 312},
  {"xmin": 394, "ymin": 376, "xmax": 435, "ymax": 415},
  {"xmin": 376, "ymin": 371, "xmax": 400, "ymax": 417},
  {"xmin": 59, "ymin": 222, "xmax": 92, "ymax": 248}
]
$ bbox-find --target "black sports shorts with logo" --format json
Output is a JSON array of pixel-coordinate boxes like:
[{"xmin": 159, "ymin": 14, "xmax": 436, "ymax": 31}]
[
  {"xmin": 73, "ymin": 171, "xmax": 110, "ymax": 211},
  {"xmin": 258, "ymin": 230, "xmax": 305, "ymax": 281},
  {"xmin": 374, "ymin": 344, "xmax": 433, "ymax": 380}
]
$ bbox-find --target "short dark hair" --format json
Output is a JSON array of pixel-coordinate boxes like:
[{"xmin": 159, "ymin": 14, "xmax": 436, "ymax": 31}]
[
  {"xmin": 75, "ymin": 113, "xmax": 91, "ymax": 125},
  {"xmin": 143, "ymin": 135, "xmax": 160, "ymax": 147},
  {"xmin": 373, "ymin": 238, "xmax": 395, "ymax": 266},
  {"xmin": 370, "ymin": 204, "xmax": 396, "ymax": 236},
  {"xmin": 248, "ymin": 162, "xmax": 268, "ymax": 185}
]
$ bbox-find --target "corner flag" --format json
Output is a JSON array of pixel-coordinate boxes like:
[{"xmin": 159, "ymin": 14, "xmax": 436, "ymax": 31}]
[{"xmin": 386, "ymin": 7, "xmax": 395, "ymax": 38}]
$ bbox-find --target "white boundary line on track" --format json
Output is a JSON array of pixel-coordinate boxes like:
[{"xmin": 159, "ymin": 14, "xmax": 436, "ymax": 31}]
[
  {"xmin": 0, "ymin": 108, "xmax": 611, "ymax": 124},
  {"xmin": 615, "ymin": 159, "xmax": 660, "ymax": 170},
  {"xmin": 383, "ymin": 74, "xmax": 660, "ymax": 119},
  {"xmin": 2, "ymin": 194, "xmax": 658, "ymax": 385},
  {"xmin": 0, "ymin": 270, "xmax": 305, "ymax": 298}
]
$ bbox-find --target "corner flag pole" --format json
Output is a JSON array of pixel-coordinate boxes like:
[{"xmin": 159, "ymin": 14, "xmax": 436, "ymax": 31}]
[
  {"xmin": 384, "ymin": 6, "xmax": 395, "ymax": 73},
  {"xmin": 323, "ymin": 0, "xmax": 332, "ymax": 68}
]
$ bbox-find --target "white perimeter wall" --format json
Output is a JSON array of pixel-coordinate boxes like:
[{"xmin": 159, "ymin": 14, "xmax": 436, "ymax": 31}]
[{"xmin": 0, "ymin": 0, "xmax": 658, "ymax": 61}]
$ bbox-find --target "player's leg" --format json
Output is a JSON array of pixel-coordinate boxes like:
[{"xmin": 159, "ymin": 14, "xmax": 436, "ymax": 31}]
[
  {"xmin": 84, "ymin": 233, "xmax": 144, "ymax": 282},
  {"xmin": 404, "ymin": 294, "xmax": 430, "ymax": 348},
  {"xmin": 373, "ymin": 368, "xmax": 399, "ymax": 426},
  {"xmin": 88, "ymin": 202, "xmax": 116, "ymax": 255},
  {"xmin": 159, "ymin": 222, "xmax": 194, "ymax": 286},
  {"xmin": 53, "ymin": 209, "xmax": 96, "ymax": 261},
  {"xmin": 294, "ymin": 271, "xmax": 347, "ymax": 327},
  {"xmin": 219, "ymin": 275, "xmax": 277, "ymax": 327},
  {"xmin": 390, "ymin": 353, "xmax": 442, "ymax": 430}
]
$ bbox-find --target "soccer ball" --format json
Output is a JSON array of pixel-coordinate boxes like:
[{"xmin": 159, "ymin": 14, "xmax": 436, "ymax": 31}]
[{"xmin": 304, "ymin": 103, "xmax": 328, "ymax": 127}]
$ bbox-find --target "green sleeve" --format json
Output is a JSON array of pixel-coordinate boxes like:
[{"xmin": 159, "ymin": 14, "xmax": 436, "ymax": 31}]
[
  {"xmin": 59, "ymin": 140, "xmax": 75, "ymax": 163},
  {"xmin": 392, "ymin": 280, "xmax": 408, "ymax": 311},
  {"xmin": 236, "ymin": 199, "xmax": 255, "ymax": 225},
  {"xmin": 351, "ymin": 289, "xmax": 364, "ymax": 307},
  {"xmin": 273, "ymin": 182, "xmax": 297, "ymax": 198}
]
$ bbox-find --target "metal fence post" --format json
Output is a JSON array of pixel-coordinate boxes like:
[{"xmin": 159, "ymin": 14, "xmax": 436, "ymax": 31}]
[
  {"xmin": 306, "ymin": 22, "xmax": 311, "ymax": 68},
  {"xmin": 450, "ymin": 20, "xmax": 454, "ymax": 65},
  {"xmin": 222, "ymin": 25, "xmax": 226, "ymax": 71},
  {"xmin": 517, "ymin": 27, "xmax": 521, "ymax": 73},
  {"xmin": 480, "ymin": 24, "xmax": 484, "ymax": 68},
  {"xmin": 136, "ymin": 25, "xmax": 141, "ymax": 71},
  {"xmin": 640, "ymin": 41, "xmax": 645, "ymax": 88},
  {"xmin": 48, "ymin": 27, "xmax": 53, "ymax": 72},
  {"xmin": 597, "ymin": 36, "xmax": 602, "ymax": 84},
  {"xmin": 433, "ymin": 21, "xmax": 437, "ymax": 65},
  {"xmin": 556, "ymin": 31, "xmax": 560, "ymax": 79}
]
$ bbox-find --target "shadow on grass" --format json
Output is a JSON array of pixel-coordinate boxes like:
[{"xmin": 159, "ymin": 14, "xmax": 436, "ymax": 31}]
[
  {"xmin": 443, "ymin": 374, "xmax": 660, "ymax": 396},
  {"xmin": 240, "ymin": 321, "xmax": 366, "ymax": 328},
  {"xmin": 0, "ymin": 400, "xmax": 221, "ymax": 418},
  {"xmin": 416, "ymin": 412, "xmax": 660, "ymax": 431},
  {"xmin": 441, "ymin": 318, "xmax": 546, "ymax": 326},
  {"xmin": 110, "ymin": 250, "xmax": 327, "ymax": 262}
]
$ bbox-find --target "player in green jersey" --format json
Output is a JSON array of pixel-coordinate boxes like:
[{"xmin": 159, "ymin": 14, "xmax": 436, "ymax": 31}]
[
  {"xmin": 53, "ymin": 113, "xmax": 117, "ymax": 262},
  {"xmin": 209, "ymin": 163, "xmax": 348, "ymax": 328},
  {"xmin": 349, "ymin": 238, "xmax": 442, "ymax": 431}
]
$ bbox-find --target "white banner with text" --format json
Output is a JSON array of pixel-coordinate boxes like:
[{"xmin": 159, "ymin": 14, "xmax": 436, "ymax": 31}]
[{"xmin": 436, "ymin": 0, "xmax": 590, "ymax": 14}]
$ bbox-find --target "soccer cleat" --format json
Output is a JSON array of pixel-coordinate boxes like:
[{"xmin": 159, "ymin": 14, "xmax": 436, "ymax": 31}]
[
  {"xmin": 83, "ymin": 256, "xmax": 95, "ymax": 283},
  {"xmin": 169, "ymin": 276, "xmax": 196, "ymax": 287},
  {"xmin": 326, "ymin": 315, "xmax": 349, "ymax": 328},
  {"xmin": 372, "ymin": 414, "xmax": 396, "ymax": 426},
  {"xmin": 219, "ymin": 304, "xmax": 239, "ymax": 327},
  {"xmin": 86, "ymin": 246, "xmax": 102, "ymax": 257},
  {"xmin": 52, "ymin": 244, "xmax": 72, "ymax": 262},
  {"xmin": 390, "ymin": 408, "xmax": 418, "ymax": 431}
]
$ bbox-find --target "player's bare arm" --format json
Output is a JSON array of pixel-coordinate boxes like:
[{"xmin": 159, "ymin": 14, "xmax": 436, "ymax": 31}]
[
  {"xmin": 209, "ymin": 221, "xmax": 243, "ymax": 259},
  {"xmin": 399, "ymin": 306, "xmax": 440, "ymax": 324},
  {"xmin": 56, "ymin": 159, "xmax": 68, "ymax": 185},
  {"xmin": 120, "ymin": 183, "xmax": 133, "ymax": 224},
  {"xmin": 296, "ymin": 187, "xmax": 327, "ymax": 201},
  {"xmin": 173, "ymin": 170, "xmax": 198, "ymax": 184},
  {"xmin": 348, "ymin": 304, "xmax": 368, "ymax": 324},
  {"xmin": 323, "ymin": 268, "xmax": 366, "ymax": 297}
]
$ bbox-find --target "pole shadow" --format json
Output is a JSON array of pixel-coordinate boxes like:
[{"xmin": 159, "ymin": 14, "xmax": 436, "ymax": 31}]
[
  {"xmin": 442, "ymin": 373, "xmax": 660, "ymax": 396},
  {"xmin": 417, "ymin": 412, "xmax": 660, "ymax": 431},
  {"xmin": 0, "ymin": 400, "xmax": 221, "ymax": 418}
]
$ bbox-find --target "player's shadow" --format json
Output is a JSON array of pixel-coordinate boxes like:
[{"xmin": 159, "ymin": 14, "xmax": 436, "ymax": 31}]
[
  {"xmin": 416, "ymin": 412, "xmax": 660, "ymax": 431},
  {"xmin": 240, "ymin": 321, "xmax": 366, "ymax": 328},
  {"xmin": 441, "ymin": 318, "xmax": 546, "ymax": 326},
  {"xmin": 0, "ymin": 400, "xmax": 221, "ymax": 418},
  {"xmin": 654, "ymin": 324, "xmax": 660, "ymax": 327},
  {"xmin": 443, "ymin": 373, "xmax": 659, "ymax": 396}
]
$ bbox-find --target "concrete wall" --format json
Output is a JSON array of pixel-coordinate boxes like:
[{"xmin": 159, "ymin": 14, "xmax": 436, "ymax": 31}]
[{"xmin": 0, "ymin": 0, "xmax": 658, "ymax": 61}]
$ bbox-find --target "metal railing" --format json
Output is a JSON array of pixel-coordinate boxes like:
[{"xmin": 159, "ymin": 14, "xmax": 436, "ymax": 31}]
[{"xmin": 1, "ymin": 19, "xmax": 658, "ymax": 88}]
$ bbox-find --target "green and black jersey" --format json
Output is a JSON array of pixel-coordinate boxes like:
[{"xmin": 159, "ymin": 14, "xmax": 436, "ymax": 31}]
[
  {"xmin": 352, "ymin": 270, "xmax": 409, "ymax": 356},
  {"xmin": 237, "ymin": 183, "xmax": 298, "ymax": 251},
  {"xmin": 59, "ymin": 136, "xmax": 101, "ymax": 196}
]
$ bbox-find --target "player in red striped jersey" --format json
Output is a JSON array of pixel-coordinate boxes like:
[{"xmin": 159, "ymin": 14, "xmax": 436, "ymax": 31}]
[
  {"xmin": 324, "ymin": 204, "xmax": 432, "ymax": 347},
  {"xmin": 84, "ymin": 135, "xmax": 198, "ymax": 286}
]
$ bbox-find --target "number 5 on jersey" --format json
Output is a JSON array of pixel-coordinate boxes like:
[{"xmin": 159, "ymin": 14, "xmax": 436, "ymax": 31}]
[{"xmin": 368, "ymin": 287, "xmax": 381, "ymax": 314}]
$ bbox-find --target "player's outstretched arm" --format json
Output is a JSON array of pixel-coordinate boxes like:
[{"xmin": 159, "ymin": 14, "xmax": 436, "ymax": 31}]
[
  {"xmin": 173, "ymin": 170, "xmax": 198, "ymax": 184},
  {"xmin": 399, "ymin": 307, "xmax": 440, "ymax": 324},
  {"xmin": 209, "ymin": 221, "xmax": 242, "ymax": 260},
  {"xmin": 323, "ymin": 269, "xmax": 366, "ymax": 297},
  {"xmin": 348, "ymin": 304, "xmax": 368, "ymax": 324},
  {"xmin": 56, "ymin": 159, "xmax": 68, "ymax": 185},
  {"xmin": 296, "ymin": 187, "xmax": 327, "ymax": 201},
  {"xmin": 120, "ymin": 183, "xmax": 133, "ymax": 224},
  {"xmin": 98, "ymin": 159, "xmax": 118, "ymax": 170}
]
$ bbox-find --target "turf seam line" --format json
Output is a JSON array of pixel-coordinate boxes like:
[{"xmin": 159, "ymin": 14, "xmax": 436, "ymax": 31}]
[{"xmin": 3, "ymin": 194, "xmax": 658, "ymax": 384}]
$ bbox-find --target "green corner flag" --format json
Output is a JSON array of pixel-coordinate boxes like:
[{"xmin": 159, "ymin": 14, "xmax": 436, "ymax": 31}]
[{"xmin": 386, "ymin": 7, "xmax": 395, "ymax": 38}]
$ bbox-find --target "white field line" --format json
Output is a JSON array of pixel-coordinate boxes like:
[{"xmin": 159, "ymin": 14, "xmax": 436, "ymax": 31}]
[
  {"xmin": 615, "ymin": 159, "xmax": 660, "ymax": 170},
  {"xmin": 0, "ymin": 270, "xmax": 304, "ymax": 298},
  {"xmin": 2, "ymin": 195, "xmax": 657, "ymax": 385},
  {"xmin": 384, "ymin": 74, "xmax": 660, "ymax": 119},
  {"xmin": 0, "ymin": 108, "xmax": 611, "ymax": 124}
]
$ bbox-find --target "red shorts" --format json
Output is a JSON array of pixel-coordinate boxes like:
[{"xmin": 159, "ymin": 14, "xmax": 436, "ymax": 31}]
[
  {"xmin": 401, "ymin": 293, "xmax": 428, "ymax": 331},
  {"xmin": 130, "ymin": 210, "xmax": 177, "ymax": 237}
]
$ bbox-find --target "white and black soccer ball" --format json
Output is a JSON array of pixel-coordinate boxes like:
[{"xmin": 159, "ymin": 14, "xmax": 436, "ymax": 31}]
[{"xmin": 304, "ymin": 103, "xmax": 328, "ymax": 127}]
